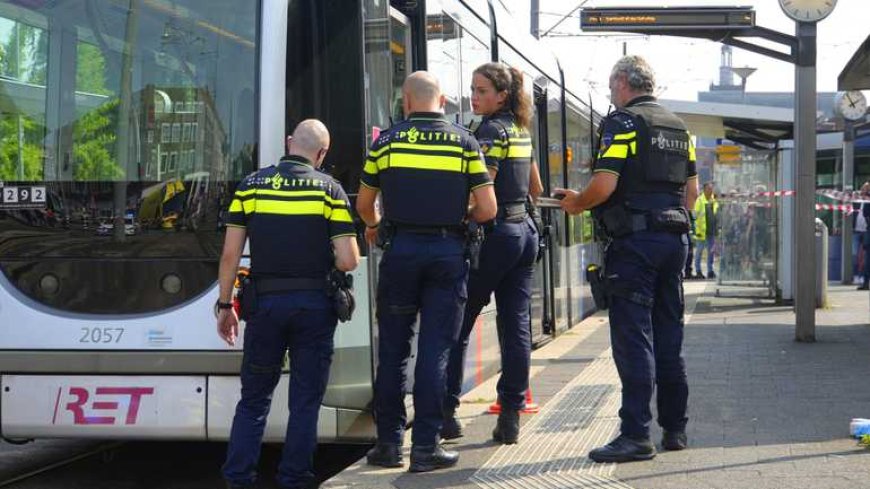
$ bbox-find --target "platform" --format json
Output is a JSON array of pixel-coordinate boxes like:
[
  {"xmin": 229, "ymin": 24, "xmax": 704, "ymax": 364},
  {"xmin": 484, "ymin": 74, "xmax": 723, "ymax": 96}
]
[{"xmin": 324, "ymin": 282, "xmax": 870, "ymax": 489}]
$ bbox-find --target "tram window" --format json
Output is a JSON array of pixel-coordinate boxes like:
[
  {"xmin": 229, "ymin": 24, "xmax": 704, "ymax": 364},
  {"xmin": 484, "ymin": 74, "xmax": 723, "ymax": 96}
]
[
  {"xmin": 565, "ymin": 100, "xmax": 593, "ymax": 246},
  {"xmin": 0, "ymin": 15, "xmax": 48, "ymax": 182},
  {"xmin": 459, "ymin": 33, "xmax": 488, "ymax": 128},
  {"xmin": 427, "ymin": 12, "xmax": 462, "ymax": 124},
  {"xmin": 363, "ymin": 1, "xmax": 393, "ymax": 130},
  {"xmin": 0, "ymin": 0, "xmax": 258, "ymax": 252}
]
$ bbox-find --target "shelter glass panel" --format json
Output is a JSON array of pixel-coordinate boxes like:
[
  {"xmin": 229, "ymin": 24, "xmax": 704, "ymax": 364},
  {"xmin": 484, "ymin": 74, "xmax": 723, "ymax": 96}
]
[{"xmin": 710, "ymin": 147, "xmax": 778, "ymax": 297}]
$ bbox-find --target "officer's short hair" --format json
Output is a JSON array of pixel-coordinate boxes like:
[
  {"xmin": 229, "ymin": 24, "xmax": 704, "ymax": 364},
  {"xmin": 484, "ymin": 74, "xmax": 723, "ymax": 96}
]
[{"xmin": 611, "ymin": 55, "xmax": 655, "ymax": 94}]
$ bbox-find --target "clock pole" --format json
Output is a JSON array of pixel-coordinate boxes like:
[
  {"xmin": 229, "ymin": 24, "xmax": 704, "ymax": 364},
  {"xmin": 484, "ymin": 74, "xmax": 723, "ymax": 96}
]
[
  {"xmin": 842, "ymin": 119, "xmax": 855, "ymax": 285},
  {"xmin": 795, "ymin": 20, "xmax": 817, "ymax": 341}
]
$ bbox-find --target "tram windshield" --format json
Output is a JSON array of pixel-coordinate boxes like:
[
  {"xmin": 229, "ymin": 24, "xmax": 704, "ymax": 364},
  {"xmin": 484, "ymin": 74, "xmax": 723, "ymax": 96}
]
[{"xmin": 0, "ymin": 0, "xmax": 259, "ymax": 313}]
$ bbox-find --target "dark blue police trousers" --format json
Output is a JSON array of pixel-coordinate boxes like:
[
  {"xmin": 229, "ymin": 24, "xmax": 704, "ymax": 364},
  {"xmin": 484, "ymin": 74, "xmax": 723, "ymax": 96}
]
[
  {"xmin": 374, "ymin": 231, "xmax": 468, "ymax": 447},
  {"xmin": 445, "ymin": 217, "xmax": 538, "ymax": 412},
  {"xmin": 606, "ymin": 231, "xmax": 689, "ymax": 440},
  {"xmin": 223, "ymin": 292, "xmax": 337, "ymax": 489}
]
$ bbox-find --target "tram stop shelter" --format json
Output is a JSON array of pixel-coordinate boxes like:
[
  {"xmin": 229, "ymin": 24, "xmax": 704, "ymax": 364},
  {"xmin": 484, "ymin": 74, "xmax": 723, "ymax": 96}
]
[
  {"xmin": 659, "ymin": 100, "xmax": 798, "ymax": 302},
  {"xmin": 838, "ymin": 33, "xmax": 870, "ymax": 92},
  {"xmin": 839, "ymin": 33, "xmax": 870, "ymax": 316}
]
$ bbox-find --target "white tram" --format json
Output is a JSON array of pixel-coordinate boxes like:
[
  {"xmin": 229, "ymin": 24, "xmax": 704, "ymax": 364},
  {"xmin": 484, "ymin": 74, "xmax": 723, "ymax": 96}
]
[{"xmin": 0, "ymin": 0, "xmax": 603, "ymax": 442}]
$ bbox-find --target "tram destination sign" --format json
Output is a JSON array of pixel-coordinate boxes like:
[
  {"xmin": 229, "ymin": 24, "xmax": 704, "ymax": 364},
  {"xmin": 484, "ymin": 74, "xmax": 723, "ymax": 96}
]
[{"xmin": 580, "ymin": 7, "xmax": 755, "ymax": 31}]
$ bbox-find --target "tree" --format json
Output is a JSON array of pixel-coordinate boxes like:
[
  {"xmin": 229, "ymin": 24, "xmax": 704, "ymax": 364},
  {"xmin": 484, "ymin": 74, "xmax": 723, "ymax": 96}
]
[
  {"xmin": 77, "ymin": 43, "xmax": 111, "ymax": 95},
  {"xmin": 73, "ymin": 99, "xmax": 124, "ymax": 181},
  {"xmin": 0, "ymin": 114, "xmax": 45, "ymax": 181}
]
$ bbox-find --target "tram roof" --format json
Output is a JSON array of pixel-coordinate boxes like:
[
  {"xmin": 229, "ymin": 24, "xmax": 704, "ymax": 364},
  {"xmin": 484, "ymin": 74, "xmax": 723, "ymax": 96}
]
[
  {"xmin": 838, "ymin": 33, "xmax": 870, "ymax": 90},
  {"xmin": 660, "ymin": 99, "xmax": 800, "ymax": 148}
]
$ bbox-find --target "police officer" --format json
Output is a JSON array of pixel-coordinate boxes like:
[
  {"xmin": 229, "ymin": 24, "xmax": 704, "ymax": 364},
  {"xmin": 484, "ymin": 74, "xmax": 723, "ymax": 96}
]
[
  {"xmin": 357, "ymin": 71, "xmax": 497, "ymax": 472},
  {"xmin": 218, "ymin": 120, "xmax": 360, "ymax": 489},
  {"xmin": 555, "ymin": 55, "xmax": 699, "ymax": 463},
  {"xmin": 442, "ymin": 62, "xmax": 542, "ymax": 444}
]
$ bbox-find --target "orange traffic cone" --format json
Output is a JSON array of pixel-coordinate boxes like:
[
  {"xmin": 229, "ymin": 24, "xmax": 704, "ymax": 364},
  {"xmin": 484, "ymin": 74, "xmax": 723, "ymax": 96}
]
[{"xmin": 487, "ymin": 388, "xmax": 539, "ymax": 414}]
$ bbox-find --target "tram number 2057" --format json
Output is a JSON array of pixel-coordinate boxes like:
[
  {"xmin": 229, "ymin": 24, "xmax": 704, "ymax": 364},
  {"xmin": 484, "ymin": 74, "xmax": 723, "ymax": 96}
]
[{"xmin": 79, "ymin": 327, "xmax": 125, "ymax": 344}]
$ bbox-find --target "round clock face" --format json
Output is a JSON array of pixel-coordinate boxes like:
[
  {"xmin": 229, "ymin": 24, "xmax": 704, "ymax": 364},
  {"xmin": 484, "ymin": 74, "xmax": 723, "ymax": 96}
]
[
  {"xmin": 778, "ymin": 0, "xmax": 837, "ymax": 22},
  {"xmin": 836, "ymin": 91, "xmax": 867, "ymax": 121}
]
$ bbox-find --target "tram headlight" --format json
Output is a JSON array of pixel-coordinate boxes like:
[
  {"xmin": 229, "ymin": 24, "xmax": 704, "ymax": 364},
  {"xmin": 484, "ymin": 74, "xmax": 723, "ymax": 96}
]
[
  {"xmin": 161, "ymin": 274, "xmax": 183, "ymax": 294},
  {"xmin": 39, "ymin": 274, "xmax": 60, "ymax": 296}
]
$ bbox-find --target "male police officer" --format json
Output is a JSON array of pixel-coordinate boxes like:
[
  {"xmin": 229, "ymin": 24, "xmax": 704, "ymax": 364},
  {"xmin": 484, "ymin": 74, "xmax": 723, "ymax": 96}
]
[
  {"xmin": 555, "ymin": 55, "xmax": 699, "ymax": 463},
  {"xmin": 357, "ymin": 71, "xmax": 497, "ymax": 472},
  {"xmin": 217, "ymin": 119, "xmax": 360, "ymax": 489}
]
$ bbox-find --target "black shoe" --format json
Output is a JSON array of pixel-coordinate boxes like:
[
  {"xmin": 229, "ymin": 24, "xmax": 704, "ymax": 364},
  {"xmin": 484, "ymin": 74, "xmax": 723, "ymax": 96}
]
[
  {"xmin": 707, "ymin": 271, "xmax": 717, "ymax": 279},
  {"xmin": 661, "ymin": 431, "xmax": 687, "ymax": 451},
  {"xmin": 588, "ymin": 434, "xmax": 656, "ymax": 463},
  {"xmin": 858, "ymin": 284, "xmax": 869, "ymax": 290},
  {"xmin": 683, "ymin": 271, "xmax": 694, "ymax": 280},
  {"xmin": 366, "ymin": 443, "xmax": 404, "ymax": 468},
  {"xmin": 492, "ymin": 408, "xmax": 519, "ymax": 444},
  {"xmin": 694, "ymin": 272, "xmax": 705, "ymax": 279},
  {"xmin": 441, "ymin": 412, "xmax": 463, "ymax": 440},
  {"xmin": 409, "ymin": 444, "xmax": 459, "ymax": 473}
]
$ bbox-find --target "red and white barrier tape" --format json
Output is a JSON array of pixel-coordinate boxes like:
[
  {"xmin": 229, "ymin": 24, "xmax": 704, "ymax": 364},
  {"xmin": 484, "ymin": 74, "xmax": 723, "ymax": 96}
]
[
  {"xmin": 815, "ymin": 203, "xmax": 855, "ymax": 214},
  {"xmin": 816, "ymin": 189, "xmax": 870, "ymax": 204},
  {"xmin": 719, "ymin": 190, "xmax": 795, "ymax": 199}
]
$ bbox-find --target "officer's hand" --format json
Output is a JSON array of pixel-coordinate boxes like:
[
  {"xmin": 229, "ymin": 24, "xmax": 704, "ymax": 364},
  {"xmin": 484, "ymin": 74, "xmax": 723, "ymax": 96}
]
[
  {"xmin": 217, "ymin": 308, "xmax": 239, "ymax": 347},
  {"xmin": 553, "ymin": 188, "xmax": 583, "ymax": 215},
  {"xmin": 365, "ymin": 225, "xmax": 379, "ymax": 247}
]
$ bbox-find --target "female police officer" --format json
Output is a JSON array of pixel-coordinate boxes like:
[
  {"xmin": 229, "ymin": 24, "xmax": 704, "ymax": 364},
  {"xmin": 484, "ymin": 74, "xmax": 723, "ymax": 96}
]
[{"xmin": 442, "ymin": 62, "xmax": 543, "ymax": 444}]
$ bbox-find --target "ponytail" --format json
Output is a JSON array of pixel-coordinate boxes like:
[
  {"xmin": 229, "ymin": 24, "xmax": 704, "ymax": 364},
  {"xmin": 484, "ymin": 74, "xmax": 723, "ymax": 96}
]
[
  {"xmin": 507, "ymin": 66, "xmax": 532, "ymax": 131},
  {"xmin": 473, "ymin": 63, "xmax": 533, "ymax": 131}
]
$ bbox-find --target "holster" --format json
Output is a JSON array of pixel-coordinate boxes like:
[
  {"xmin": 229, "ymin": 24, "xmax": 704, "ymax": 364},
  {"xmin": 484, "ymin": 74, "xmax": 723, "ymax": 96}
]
[
  {"xmin": 237, "ymin": 273, "xmax": 256, "ymax": 321},
  {"xmin": 327, "ymin": 269, "xmax": 356, "ymax": 323},
  {"xmin": 585, "ymin": 264, "xmax": 609, "ymax": 310},
  {"xmin": 465, "ymin": 221, "xmax": 484, "ymax": 270},
  {"xmin": 527, "ymin": 198, "xmax": 548, "ymax": 263},
  {"xmin": 376, "ymin": 220, "xmax": 396, "ymax": 250}
]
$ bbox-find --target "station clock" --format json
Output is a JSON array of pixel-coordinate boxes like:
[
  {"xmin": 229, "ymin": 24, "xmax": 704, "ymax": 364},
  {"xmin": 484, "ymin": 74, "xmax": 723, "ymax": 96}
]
[
  {"xmin": 834, "ymin": 91, "xmax": 868, "ymax": 122},
  {"xmin": 778, "ymin": 0, "xmax": 837, "ymax": 23}
]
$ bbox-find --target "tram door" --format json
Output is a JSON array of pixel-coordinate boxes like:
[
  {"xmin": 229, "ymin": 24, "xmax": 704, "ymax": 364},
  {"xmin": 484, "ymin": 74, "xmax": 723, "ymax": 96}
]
[
  {"xmin": 528, "ymin": 83, "xmax": 557, "ymax": 343},
  {"xmin": 363, "ymin": 5, "xmax": 412, "ymax": 379},
  {"xmin": 363, "ymin": 6, "xmax": 411, "ymax": 299}
]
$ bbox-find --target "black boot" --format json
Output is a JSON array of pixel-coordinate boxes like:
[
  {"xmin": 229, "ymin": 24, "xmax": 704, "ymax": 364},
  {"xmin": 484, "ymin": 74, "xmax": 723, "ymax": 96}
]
[
  {"xmin": 661, "ymin": 430, "xmax": 688, "ymax": 451},
  {"xmin": 492, "ymin": 408, "xmax": 519, "ymax": 444},
  {"xmin": 366, "ymin": 442, "xmax": 404, "ymax": 468},
  {"xmin": 409, "ymin": 444, "xmax": 459, "ymax": 472},
  {"xmin": 588, "ymin": 434, "xmax": 656, "ymax": 463},
  {"xmin": 441, "ymin": 409, "xmax": 463, "ymax": 440}
]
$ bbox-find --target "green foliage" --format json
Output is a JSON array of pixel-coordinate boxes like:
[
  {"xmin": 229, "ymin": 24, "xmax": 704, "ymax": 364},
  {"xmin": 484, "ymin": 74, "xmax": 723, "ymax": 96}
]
[
  {"xmin": 77, "ymin": 43, "xmax": 111, "ymax": 95},
  {"xmin": 0, "ymin": 114, "xmax": 45, "ymax": 181},
  {"xmin": 73, "ymin": 99, "xmax": 124, "ymax": 181}
]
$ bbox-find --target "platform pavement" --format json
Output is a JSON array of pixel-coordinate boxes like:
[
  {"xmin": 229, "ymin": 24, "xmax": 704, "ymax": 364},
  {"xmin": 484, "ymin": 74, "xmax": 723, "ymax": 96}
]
[{"xmin": 323, "ymin": 281, "xmax": 870, "ymax": 489}]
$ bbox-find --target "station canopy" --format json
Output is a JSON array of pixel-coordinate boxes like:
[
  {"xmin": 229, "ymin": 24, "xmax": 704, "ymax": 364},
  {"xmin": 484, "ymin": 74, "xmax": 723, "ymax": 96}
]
[
  {"xmin": 660, "ymin": 99, "xmax": 799, "ymax": 149},
  {"xmin": 838, "ymin": 33, "xmax": 870, "ymax": 91}
]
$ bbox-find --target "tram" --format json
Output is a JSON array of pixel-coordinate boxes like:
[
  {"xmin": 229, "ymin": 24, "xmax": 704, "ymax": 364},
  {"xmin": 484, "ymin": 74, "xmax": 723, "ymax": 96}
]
[{"xmin": 0, "ymin": 0, "xmax": 603, "ymax": 442}]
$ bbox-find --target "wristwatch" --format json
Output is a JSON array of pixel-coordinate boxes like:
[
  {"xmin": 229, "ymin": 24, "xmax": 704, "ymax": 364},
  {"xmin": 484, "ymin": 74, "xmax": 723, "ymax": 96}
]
[{"xmin": 216, "ymin": 300, "xmax": 233, "ymax": 310}]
